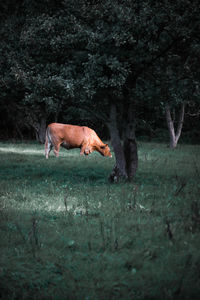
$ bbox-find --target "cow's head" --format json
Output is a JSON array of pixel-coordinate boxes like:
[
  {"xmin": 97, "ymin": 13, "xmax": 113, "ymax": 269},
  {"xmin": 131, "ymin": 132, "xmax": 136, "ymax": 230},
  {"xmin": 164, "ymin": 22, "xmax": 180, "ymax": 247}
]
[{"xmin": 100, "ymin": 144, "xmax": 112, "ymax": 157}]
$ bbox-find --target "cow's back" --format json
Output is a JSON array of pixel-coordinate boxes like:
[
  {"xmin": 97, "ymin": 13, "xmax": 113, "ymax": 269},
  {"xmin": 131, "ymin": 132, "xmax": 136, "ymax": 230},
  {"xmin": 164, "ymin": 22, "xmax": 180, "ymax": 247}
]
[{"xmin": 48, "ymin": 123, "xmax": 97, "ymax": 148}]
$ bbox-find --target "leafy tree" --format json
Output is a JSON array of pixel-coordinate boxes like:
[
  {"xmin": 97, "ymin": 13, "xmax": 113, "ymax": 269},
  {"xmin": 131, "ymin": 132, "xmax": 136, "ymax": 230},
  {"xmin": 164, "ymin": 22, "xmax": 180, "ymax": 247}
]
[
  {"xmin": 0, "ymin": 0, "xmax": 87, "ymax": 141},
  {"xmin": 0, "ymin": 0, "xmax": 199, "ymax": 179},
  {"xmin": 76, "ymin": 0, "xmax": 200, "ymax": 179},
  {"xmin": 151, "ymin": 0, "xmax": 200, "ymax": 148}
]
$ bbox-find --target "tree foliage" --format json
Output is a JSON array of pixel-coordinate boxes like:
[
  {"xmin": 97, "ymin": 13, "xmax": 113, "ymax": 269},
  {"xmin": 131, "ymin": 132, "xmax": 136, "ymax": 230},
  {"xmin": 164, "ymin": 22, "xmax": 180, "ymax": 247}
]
[{"xmin": 0, "ymin": 0, "xmax": 199, "ymax": 177}]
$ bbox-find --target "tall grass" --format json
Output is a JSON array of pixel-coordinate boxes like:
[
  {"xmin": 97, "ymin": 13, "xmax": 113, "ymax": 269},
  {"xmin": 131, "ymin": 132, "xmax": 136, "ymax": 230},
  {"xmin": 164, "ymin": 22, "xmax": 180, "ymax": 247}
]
[{"xmin": 0, "ymin": 141, "xmax": 200, "ymax": 299}]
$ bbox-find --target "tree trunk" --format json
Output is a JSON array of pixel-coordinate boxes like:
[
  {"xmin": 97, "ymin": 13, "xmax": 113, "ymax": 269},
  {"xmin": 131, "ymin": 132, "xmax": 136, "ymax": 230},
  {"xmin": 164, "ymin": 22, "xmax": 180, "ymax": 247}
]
[
  {"xmin": 107, "ymin": 104, "xmax": 128, "ymax": 182},
  {"xmin": 31, "ymin": 117, "xmax": 46, "ymax": 143},
  {"xmin": 123, "ymin": 102, "xmax": 138, "ymax": 181},
  {"xmin": 15, "ymin": 123, "xmax": 24, "ymax": 140},
  {"xmin": 37, "ymin": 117, "xmax": 46, "ymax": 143},
  {"xmin": 165, "ymin": 102, "xmax": 185, "ymax": 149},
  {"xmin": 107, "ymin": 103, "xmax": 138, "ymax": 182}
]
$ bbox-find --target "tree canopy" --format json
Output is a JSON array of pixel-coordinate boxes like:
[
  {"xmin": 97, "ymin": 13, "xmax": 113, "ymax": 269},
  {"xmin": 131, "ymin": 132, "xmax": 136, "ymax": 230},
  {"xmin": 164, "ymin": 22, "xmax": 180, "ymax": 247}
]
[{"xmin": 0, "ymin": 0, "xmax": 200, "ymax": 178}]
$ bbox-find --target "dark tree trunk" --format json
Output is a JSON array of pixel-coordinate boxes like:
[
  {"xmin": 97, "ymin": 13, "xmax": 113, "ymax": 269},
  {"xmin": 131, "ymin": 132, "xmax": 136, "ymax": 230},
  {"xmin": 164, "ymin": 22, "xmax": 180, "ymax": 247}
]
[
  {"xmin": 36, "ymin": 117, "xmax": 46, "ymax": 143},
  {"xmin": 107, "ymin": 103, "xmax": 138, "ymax": 182},
  {"xmin": 30, "ymin": 117, "xmax": 46, "ymax": 144},
  {"xmin": 12, "ymin": 123, "xmax": 24, "ymax": 140},
  {"xmin": 123, "ymin": 102, "xmax": 138, "ymax": 181},
  {"xmin": 165, "ymin": 102, "xmax": 185, "ymax": 149},
  {"xmin": 107, "ymin": 104, "xmax": 128, "ymax": 182}
]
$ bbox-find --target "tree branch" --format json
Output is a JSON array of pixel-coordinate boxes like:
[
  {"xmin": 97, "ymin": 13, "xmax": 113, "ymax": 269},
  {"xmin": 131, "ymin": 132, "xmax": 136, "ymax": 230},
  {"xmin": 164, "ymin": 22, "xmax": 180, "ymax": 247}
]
[{"xmin": 176, "ymin": 102, "xmax": 185, "ymax": 141}]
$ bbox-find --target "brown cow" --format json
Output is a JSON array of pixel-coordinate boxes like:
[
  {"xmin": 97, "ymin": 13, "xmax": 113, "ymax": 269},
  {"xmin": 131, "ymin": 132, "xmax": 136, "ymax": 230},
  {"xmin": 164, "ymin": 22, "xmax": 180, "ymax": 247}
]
[{"xmin": 45, "ymin": 123, "xmax": 112, "ymax": 159}]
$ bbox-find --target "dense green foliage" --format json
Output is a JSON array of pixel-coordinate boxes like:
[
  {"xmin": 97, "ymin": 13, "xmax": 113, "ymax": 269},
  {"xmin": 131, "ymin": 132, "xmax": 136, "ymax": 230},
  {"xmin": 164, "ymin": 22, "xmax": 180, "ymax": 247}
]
[
  {"xmin": 0, "ymin": 142, "xmax": 200, "ymax": 299},
  {"xmin": 0, "ymin": 0, "xmax": 199, "ymax": 142}
]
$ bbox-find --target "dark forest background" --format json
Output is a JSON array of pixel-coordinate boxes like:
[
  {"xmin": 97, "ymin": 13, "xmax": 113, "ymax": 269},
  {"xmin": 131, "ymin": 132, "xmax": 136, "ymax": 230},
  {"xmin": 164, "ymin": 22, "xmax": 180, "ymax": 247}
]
[{"xmin": 0, "ymin": 0, "xmax": 199, "ymax": 144}]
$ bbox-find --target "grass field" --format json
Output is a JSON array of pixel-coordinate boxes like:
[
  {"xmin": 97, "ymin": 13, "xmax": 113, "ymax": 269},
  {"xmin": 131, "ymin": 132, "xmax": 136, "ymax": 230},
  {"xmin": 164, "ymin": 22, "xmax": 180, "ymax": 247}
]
[{"xmin": 0, "ymin": 141, "xmax": 200, "ymax": 300}]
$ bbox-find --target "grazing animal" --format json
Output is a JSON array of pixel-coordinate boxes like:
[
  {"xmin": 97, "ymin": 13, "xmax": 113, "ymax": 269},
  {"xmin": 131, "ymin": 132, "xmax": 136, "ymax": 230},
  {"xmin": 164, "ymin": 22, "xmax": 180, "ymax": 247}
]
[{"xmin": 45, "ymin": 123, "xmax": 112, "ymax": 159}]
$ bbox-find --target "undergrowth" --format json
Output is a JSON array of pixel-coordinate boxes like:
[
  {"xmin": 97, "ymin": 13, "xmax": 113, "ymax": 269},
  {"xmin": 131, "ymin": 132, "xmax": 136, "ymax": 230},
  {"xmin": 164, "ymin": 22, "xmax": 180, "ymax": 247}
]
[{"xmin": 0, "ymin": 141, "xmax": 200, "ymax": 299}]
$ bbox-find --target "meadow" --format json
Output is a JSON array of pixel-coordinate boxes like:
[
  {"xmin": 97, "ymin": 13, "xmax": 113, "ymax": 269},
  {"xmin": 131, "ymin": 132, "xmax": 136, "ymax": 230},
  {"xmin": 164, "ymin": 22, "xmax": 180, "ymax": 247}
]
[{"xmin": 0, "ymin": 141, "xmax": 200, "ymax": 300}]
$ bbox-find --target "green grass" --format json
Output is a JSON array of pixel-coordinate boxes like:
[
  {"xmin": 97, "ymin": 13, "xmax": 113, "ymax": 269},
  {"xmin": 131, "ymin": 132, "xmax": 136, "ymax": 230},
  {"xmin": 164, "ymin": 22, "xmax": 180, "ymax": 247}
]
[{"xmin": 0, "ymin": 141, "xmax": 200, "ymax": 300}]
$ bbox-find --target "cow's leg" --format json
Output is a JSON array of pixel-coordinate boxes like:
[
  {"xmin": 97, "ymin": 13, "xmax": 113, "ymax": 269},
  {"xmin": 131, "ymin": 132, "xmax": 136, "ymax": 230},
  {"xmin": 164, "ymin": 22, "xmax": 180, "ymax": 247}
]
[
  {"xmin": 45, "ymin": 140, "xmax": 52, "ymax": 159},
  {"xmin": 53, "ymin": 143, "xmax": 61, "ymax": 157},
  {"xmin": 80, "ymin": 144, "xmax": 91, "ymax": 155},
  {"xmin": 80, "ymin": 146, "xmax": 85, "ymax": 155}
]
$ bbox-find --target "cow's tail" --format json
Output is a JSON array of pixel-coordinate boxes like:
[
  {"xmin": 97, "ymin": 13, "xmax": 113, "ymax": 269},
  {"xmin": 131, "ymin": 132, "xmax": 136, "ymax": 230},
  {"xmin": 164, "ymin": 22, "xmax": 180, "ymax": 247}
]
[{"xmin": 45, "ymin": 126, "xmax": 52, "ymax": 159}]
